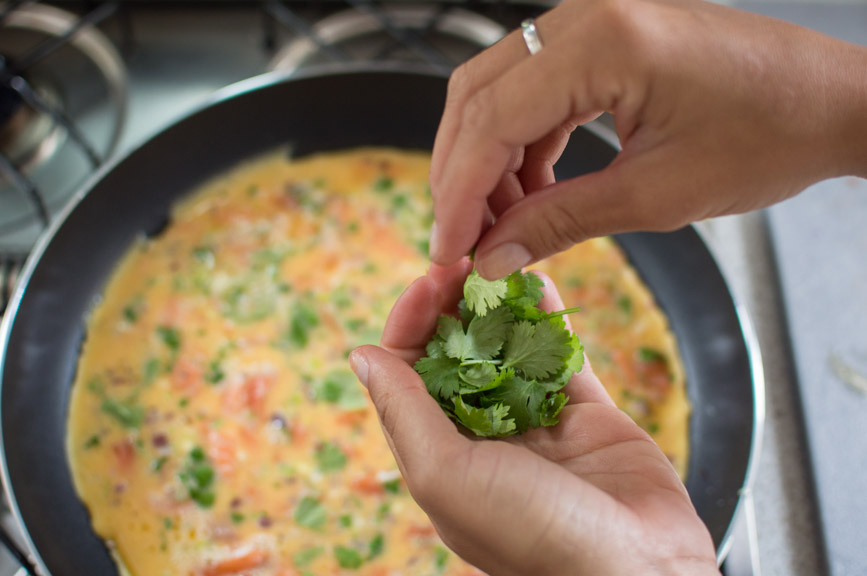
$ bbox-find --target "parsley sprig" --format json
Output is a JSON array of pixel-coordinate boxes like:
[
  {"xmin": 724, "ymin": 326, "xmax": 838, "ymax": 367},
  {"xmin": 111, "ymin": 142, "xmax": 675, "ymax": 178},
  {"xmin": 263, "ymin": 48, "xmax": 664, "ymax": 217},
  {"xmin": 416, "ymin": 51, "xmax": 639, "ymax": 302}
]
[{"xmin": 414, "ymin": 270, "xmax": 584, "ymax": 437}]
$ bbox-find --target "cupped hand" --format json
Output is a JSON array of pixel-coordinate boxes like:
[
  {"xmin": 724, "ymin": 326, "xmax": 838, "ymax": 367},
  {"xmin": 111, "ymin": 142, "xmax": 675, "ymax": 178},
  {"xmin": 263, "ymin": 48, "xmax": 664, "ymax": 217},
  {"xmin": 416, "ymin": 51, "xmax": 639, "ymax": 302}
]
[
  {"xmin": 429, "ymin": 0, "xmax": 867, "ymax": 279},
  {"xmin": 349, "ymin": 261, "xmax": 720, "ymax": 576}
]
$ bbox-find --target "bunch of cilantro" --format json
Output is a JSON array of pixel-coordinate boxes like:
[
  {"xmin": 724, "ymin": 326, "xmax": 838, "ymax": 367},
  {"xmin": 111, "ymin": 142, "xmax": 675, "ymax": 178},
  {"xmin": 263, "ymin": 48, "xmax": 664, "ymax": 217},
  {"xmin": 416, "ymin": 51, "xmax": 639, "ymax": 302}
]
[{"xmin": 414, "ymin": 269, "xmax": 584, "ymax": 437}]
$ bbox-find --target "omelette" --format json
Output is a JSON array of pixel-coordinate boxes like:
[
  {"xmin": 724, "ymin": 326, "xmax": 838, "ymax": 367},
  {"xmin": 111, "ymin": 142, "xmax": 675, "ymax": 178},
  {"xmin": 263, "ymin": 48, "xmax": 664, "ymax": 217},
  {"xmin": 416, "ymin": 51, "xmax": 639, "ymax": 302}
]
[{"xmin": 67, "ymin": 149, "xmax": 688, "ymax": 576}]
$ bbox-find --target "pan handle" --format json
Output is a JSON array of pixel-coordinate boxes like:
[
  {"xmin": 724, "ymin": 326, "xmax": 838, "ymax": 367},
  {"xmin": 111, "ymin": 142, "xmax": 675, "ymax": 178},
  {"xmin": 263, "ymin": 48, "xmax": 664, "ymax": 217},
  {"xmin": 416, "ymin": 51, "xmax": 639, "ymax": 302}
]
[{"xmin": 0, "ymin": 521, "xmax": 39, "ymax": 575}]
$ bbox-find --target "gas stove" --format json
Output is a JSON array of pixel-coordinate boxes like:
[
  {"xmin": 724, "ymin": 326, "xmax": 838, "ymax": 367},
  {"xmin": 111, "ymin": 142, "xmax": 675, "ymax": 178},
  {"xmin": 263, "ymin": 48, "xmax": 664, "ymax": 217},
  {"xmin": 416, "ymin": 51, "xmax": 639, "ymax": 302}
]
[{"xmin": 4, "ymin": 1, "xmax": 859, "ymax": 576}]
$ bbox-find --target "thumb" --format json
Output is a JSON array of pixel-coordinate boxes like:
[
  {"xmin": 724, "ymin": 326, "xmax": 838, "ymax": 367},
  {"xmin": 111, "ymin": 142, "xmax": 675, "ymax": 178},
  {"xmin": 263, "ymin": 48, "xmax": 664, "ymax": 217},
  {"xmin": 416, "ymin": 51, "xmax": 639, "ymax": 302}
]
[
  {"xmin": 348, "ymin": 345, "xmax": 467, "ymax": 497},
  {"xmin": 474, "ymin": 170, "xmax": 648, "ymax": 280}
]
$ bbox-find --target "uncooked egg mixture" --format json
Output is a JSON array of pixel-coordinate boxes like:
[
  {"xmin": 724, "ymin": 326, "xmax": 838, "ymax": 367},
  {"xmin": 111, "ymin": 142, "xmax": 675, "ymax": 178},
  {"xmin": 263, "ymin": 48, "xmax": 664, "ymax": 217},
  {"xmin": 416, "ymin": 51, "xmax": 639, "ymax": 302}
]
[{"xmin": 67, "ymin": 149, "xmax": 689, "ymax": 576}]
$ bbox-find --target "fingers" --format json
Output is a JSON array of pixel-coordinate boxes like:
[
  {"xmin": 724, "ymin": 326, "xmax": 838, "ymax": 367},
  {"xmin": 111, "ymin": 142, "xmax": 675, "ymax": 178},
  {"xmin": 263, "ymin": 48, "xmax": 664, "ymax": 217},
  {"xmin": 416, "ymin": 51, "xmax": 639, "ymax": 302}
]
[
  {"xmin": 474, "ymin": 170, "xmax": 636, "ymax": 280},
  {"xmin": 427, "ymin": 259, "xmax": 474, "ymax": 312},
  {"xmin": 561, "ymin": 360, "xmax": 617, "ymax": 407},
  {"xmin": 516, "ymin": 120, "xmax": 579, "ymax": 195},
  {"xmin": 486, "ymin": 120, "xmax": 578, "ymax": 219},
  {"xmin": 531, "ymin": 271, "xmax": 615, "ymax": 407},
  {"xmin": 430, "ymin": 27, "xmax": 621, "ymax": 267},
  {"xmin": 348, "ymin": 345, "xmax": 468, "ymax": 495},
  {"xmin": 380, "ymin": 260, "xmax": 474, "ymax": 364},
  {"xmin": 532, "ymin": 270, "xmax": 573, "ymax": 331},
  {"xmin": 429, "ymin": 28, "xmax": 534, "ymax": 190},
  {"xmin": 379, "ymin": 276, "xmax": 442, "ymax": 364}
]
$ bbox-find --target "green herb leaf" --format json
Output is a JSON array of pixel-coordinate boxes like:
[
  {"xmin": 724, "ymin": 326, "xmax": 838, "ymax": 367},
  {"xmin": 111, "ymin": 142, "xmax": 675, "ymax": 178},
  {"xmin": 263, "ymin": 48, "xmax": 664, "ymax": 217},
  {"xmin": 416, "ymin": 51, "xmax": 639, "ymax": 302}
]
[
  {"xmin": 465, "ymin": 306, "xmax": 514, "ymax": 360},
  {"xmin": 179, "ymin": 447, "xmax": 216, "ymax": 508},
  {"xmin": 502, "ymin": 318, "xmax": 573, "ymax": 380},
  {"xmin": 368, "ymin": 533, "xmax": 385, "ymax": 559},
  {"xmin": 382, "ymin": 478, "xmax": 401, "ymax": 494},
  {"xmin": 123, "ymin": 297, "xmax": 144, "ymax": 323},
  {"xmin": 294, "ymin": 496, "xmax": 327, "ymax": 530},
  {"xmin": 437, "ymin": 316, "xmax": 468, "ymax": 360},
  {"xmin": 434, "ymin": 546, "xmax": 450, "ymax": 571},
  {"xmin": 458, "ymin": 362, "xmax": 499, "ymax": 390},
  {"xmin": 314, "ymin": 442, "xmax": 348, "ymax": 473},
  {"xmin": 413, "ymin": 269, "xmax": 583, "ymax": 437},
  {"xmin": 637, "ymin": 347, "xmax": 666, "ymax": 363},
  {"xmin": 204, "ymin": 360, "xmax": 225, "ymax": 385},
  {"xmin": 486, "ymin": 371, "xmax": 561, "ymax": 433},
  {"xmin": 314, "ymin": 370, "xmax": 368, "ymax": 410},
  {"xmin": 294, "ymin": 546, "xmax": 323, "ymax": 568},
  {"xmin": 289, "ymin": 301, "xmax": 320, "ymax": 348},
  {"xmin": 463, "ymin": 270, "xmax": 507, "ymax": 317},
  {"xmin": 157, "ymin": 326, "xmax": 181, "ymax": 351},
  {"xmin": 504, "ymin": 270, "xmax": 545, "ymax": 312},
  {"xmin": 372, "ymin": 176, "xmax": 393, "ymax": 192},
  {"xmin": 143, "ymin": 357, "xmax": 161, "ymax": 386},
  {"xmin": 101, "ymin": 397, "xmax": 145, "ymax": 429},
  {"xmin": 414, "ymin": 356, "xmax": 461, "ymax": 401},
  {"xmin": 617, "ymin": 295, "xmax": 632, "ymax": 315},
  {"xmin": 453, "ymin": 396, "xmax": 516, "ymax": 437},
  {"xmin": 335, "ymin": 546, "xmax": 364, "ymax": 569}
]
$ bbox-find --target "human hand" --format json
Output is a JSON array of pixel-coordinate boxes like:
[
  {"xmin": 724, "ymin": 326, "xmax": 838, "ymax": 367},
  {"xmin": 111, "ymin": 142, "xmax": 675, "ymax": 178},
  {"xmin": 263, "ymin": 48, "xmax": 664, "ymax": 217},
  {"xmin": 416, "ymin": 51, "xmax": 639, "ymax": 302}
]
[
  {"xmin": 349, "ymin": 261, "xmax": 720, "ymax": 576},
  {"xmin": 429, "ymin": 0, "xmax": 867, "ymax": 279}
]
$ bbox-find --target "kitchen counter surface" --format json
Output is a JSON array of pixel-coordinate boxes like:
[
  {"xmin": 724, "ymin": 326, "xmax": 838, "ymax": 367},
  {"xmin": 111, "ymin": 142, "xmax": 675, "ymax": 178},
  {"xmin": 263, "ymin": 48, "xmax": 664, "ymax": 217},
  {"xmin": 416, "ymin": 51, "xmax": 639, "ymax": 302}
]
[{"xmin": 713, "ymin": 4, "xmax": 867, "ymax": 575}]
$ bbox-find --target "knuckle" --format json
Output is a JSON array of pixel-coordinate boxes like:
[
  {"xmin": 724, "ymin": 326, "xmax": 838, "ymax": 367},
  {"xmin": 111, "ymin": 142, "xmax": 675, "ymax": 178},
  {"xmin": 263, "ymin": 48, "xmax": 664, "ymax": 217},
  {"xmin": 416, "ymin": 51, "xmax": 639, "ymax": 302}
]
[
  {"xmin": 619, "ymin": 183, "xmax": 686, "ymax": 232},
  {"xmin": 446, "ymin": 62, "xmax": 472, "ymax": 102},
  {"xmin": 531, "ymin": 201, "xmax": 590, "ymax": 256},
  {"xmin": 461, "ymin": 86, "xmax": 496, "ymax": 136},
  {"xmin": 596, "ymin": 0, "xmax": 639, "ymax": 33},
  {"xmin": 592, "ymin": 0, "xmax": 656, "ymax": 56}
]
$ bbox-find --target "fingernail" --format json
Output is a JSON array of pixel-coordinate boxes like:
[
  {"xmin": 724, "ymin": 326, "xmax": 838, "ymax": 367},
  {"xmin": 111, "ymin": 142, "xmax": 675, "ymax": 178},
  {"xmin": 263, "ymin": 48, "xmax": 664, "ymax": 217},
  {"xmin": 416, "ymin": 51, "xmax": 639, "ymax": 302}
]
[
  {"xmin": 429, "ymin": 222, "xmax": 441, "ymax": 261},
  {"xmin": 349, "ymin": 350, "xmax": 370, "ymax": 389},
  {"xmin": 480, "ymin": 243, "xmax": 532, "ymax": 279}
]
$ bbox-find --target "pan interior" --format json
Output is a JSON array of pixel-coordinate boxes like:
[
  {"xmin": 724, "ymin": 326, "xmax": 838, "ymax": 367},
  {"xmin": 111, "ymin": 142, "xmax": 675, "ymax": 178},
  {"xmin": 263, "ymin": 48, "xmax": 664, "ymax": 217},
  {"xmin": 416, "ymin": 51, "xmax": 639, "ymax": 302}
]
[{"xmin": 0, "ymin": 69, "xmax": 755, "ymax": 575}]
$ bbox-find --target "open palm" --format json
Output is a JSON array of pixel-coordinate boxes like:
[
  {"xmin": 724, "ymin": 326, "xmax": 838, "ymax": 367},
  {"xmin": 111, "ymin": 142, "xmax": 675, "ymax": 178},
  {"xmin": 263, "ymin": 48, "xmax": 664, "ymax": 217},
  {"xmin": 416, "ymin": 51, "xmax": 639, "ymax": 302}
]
[{"xmin": 350, "ymin": 260, "xmax": 719, "ymax": 576}]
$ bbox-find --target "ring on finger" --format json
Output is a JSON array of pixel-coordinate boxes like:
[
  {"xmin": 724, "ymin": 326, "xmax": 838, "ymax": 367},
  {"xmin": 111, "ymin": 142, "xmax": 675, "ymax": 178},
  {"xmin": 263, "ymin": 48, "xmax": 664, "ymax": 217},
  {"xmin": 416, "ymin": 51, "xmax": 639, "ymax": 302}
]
[{"xmin": 521, "ymin": 18, "xmax": 544, "ymax": 55}]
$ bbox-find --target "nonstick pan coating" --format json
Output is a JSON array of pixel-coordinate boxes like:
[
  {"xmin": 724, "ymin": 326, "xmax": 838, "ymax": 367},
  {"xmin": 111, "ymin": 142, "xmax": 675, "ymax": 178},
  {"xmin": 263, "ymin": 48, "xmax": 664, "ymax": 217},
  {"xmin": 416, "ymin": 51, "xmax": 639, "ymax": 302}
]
[{"xmin": 0, "ymin": 66, "xmax": 761, "ymax": 575}]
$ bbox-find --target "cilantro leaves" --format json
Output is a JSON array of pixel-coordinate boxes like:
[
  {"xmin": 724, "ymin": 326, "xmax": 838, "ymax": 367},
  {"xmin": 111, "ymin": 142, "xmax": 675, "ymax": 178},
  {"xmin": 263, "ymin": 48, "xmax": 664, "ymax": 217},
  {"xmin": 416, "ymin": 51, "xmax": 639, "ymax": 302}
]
[{"xmin": 414, "ymin": 270, "xmax": 584, "ymax": 437}]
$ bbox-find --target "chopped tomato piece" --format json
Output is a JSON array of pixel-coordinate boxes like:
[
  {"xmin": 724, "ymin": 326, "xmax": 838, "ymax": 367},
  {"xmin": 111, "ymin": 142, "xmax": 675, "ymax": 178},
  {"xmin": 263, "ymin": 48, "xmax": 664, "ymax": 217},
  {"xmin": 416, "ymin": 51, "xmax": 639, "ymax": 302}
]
[
  {"xmin": 405, "ymin": 524, "xmax": 437, "ymax": 539},
  {"xmin": 350, "ymin": 472, "xmax": 384, "ymax": 495},
  {"xmin": 637, "ymin": 358, "xmax": 671, "ymax": 393},
  {"xmin": 290, "ymin": 420, "xmax": 309, "ymax": 445},
  {"xmin": 200, "ymin": 547, "xmax": 269, "ymax": 576},
  {"xmin": 206, "ymin": 429, "xmax": 237, "ymax": 476},
  {"xmin": 172, "ymin": 358, "xmax": 203, "ymax": 396},
  {"xmin": 111, "ymin": 439, "xmax": 136, "ymax": 471},
  {"xmin": 221, "ymin": 372, "xmax": 276, "ymax": 417},
  {"xmin": 335, "ymin": 409, "xmax": 368, "ymax": 428}
]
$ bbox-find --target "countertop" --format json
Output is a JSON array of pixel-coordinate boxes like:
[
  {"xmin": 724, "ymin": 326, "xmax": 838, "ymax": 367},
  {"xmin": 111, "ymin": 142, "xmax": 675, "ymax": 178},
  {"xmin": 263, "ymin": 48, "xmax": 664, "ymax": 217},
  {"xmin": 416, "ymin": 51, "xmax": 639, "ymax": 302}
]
[{"xmin": 710, "ymin": 4, "xmax": 867, "ymax": 575}]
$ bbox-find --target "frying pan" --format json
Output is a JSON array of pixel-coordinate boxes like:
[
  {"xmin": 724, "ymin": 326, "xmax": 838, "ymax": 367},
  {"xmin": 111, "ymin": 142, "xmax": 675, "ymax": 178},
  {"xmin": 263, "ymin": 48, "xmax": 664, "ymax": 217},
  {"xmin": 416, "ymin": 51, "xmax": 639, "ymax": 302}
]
[{"xmin": 0, "ymin": 66, "xmax": 763, "ymax": 575}]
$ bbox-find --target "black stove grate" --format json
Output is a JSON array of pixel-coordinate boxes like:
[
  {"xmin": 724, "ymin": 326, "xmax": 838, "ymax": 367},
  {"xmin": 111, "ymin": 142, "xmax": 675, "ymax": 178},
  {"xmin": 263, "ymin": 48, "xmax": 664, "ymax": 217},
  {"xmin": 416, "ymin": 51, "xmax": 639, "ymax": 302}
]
[
  {"xmin": 0, "ymin": 251, "xmax": 24, "ymax": 317},
  {"xmin": 0, "ymin": 1, "xmax": 121, "ymax": 225}
]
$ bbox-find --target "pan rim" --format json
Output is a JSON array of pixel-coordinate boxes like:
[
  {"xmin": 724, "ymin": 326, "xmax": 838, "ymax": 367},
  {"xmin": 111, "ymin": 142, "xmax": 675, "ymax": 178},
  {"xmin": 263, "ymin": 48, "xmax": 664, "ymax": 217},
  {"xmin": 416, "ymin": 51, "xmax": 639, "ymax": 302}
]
[
  {"xmin": 0, "ymin": 63, "xmax": 765, "ymax": 573},
  {"xmin": 586, "ymin": 123, "xmax": 767, "ymax": 566}
]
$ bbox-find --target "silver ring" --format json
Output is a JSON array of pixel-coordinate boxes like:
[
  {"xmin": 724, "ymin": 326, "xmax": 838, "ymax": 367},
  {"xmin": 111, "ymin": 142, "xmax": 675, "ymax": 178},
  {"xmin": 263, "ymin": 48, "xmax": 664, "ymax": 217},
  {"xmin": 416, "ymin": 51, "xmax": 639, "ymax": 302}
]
[{"xmin": 521, "ymin": 18, "xmax": 543, "ymax": 55}]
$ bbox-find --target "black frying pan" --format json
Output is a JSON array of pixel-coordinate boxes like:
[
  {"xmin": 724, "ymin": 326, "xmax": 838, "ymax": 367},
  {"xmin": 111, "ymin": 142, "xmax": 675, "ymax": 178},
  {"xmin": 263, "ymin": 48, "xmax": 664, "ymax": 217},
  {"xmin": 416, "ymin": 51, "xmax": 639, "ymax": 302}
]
[{"xmin": 0, "ymin": 66, "xmax": 761, "ymax": 575}]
